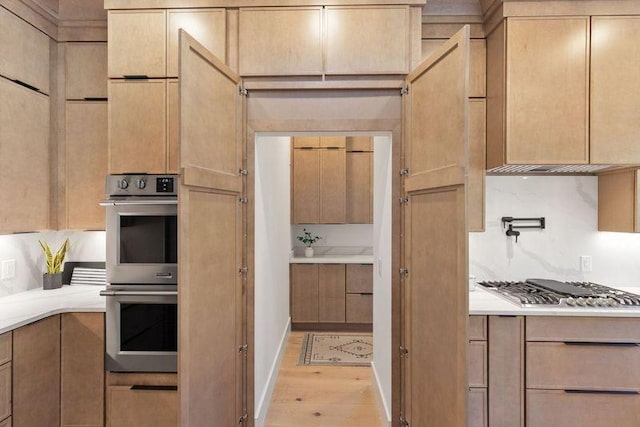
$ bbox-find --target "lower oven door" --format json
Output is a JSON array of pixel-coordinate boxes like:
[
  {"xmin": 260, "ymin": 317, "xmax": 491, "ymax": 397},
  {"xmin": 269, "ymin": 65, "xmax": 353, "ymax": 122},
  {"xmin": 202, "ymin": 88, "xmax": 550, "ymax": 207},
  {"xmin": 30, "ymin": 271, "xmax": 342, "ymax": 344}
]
[{"xmin": 102, "ymin": 288, "xmax": 177, "ymax": 372}]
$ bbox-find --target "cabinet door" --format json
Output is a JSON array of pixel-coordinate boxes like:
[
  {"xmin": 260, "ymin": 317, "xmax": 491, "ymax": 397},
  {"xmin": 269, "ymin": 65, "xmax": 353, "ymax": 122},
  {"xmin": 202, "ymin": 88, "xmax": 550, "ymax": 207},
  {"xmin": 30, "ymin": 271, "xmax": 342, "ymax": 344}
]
[
  {"xmin": 238, "ymin": 7, "xmax": 323, "ymax": 76},
  {"xmin": 0, "ymin": 333, "xmax": 10, "ymax": 366},
  {"xmin": 0, "ymin": 363, "xmax": 10, "ymax": 422},
  {"xmin": 291, "ymin": 264, "xmax": 319, "ymax": 323},
  {"xmin": 108, "ymin": 80, "xmax": 166, "ymax": 174},
  {"xmin": 0, "ymin": 417, "xmax": 9, "ymax": 427},
  {"xmin": 346, "ymin": 264, "xmax": 373, "ymax": 294},
  {"xmin": 591, "ymin": 17, "xmax": 640, "ymax": 164},
  {"xmin": 346, "ymin": 294, "xmax": 373, "ymax": 323},
  {"xmin": 346, "ymin": 151, "xmax": 373, "ymax": 224},
  {"xmin": 167, "ymin": 9, "xmax": 226, "ymax": 77},
  {"xmin": 0, "ymin": 79, "xmax": 49, "ymax": 234},
  {"xmin": 13, "ymin": 316, "xmax": 60, "ymax": 427},
  {"xmin": 468, "ymin": 99, "xmax": 485, "ymax": 232},
  {"xmin": 318, "ymin": 264, "xmax": 346, "ymax": 323},
  {"xmin": 293, "ymin": 136, "xmax": 319, "ymax": 148},
  {"xmin": 598, "ymin": 169, "xmax": 639, "ymax": 233},
  {"xmin": 167, "ymin": 79, "xmax": 179, "ymax": 173},
  {"xmin": 65, "ymin": 42, "xmax": 107, "ymax": 99},
  {"xmin": 108, "ymin": 10, "xmax": 166, "ymax": 78},
  {"xmin": 65, "ymin": 101, "xmax": 107, "ymax": 230},
  {"xmin": 468, "ymin": 388, "xmax": 487, "ymax": 427},
  {"xmin": 108, "ymin": 385, "xmax": 177, "ymax": 427},
  {"xmin": 319, "ymin": 149, "xmax": 346, "ymax": 223},
  {"xmin": 61, "ymin": 313, "xmax": 104, "ymax": 427},
  {"xmin": 0, "ymin": 7, "xmax": 50, "ymax": 94},
  {"xmin": 319, "ymin": 136, "xmax": 346, "ymax": 148},
  {"xmin": 292, "ymin": 149, "xmax": 319, "ymax": 224},
  {"xmin": 505, "ymin": 17, "xmax": 589, "ymax": 164},
  {"xmin": 325, "ymin": 6, "xmax": 409, "ymax": 75},
  {"xmin": 346, "ymin": 136, "xmax": 373, "ymax": 152}
]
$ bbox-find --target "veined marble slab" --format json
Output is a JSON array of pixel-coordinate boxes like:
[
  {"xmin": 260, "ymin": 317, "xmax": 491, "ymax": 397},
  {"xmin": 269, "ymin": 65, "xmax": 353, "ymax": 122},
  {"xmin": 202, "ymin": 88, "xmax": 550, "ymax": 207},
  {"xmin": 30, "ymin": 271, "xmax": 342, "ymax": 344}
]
[
  {"xmin": 470, "ymin": 285, "xmax": 640, "ymax": 317},
  {"xmin": 0, "ymin": 285, "xmax": 105, "ymax": 334},
  {"xmin": 290, "ymin": 246, "xmax": 374, "ymax": 264}
]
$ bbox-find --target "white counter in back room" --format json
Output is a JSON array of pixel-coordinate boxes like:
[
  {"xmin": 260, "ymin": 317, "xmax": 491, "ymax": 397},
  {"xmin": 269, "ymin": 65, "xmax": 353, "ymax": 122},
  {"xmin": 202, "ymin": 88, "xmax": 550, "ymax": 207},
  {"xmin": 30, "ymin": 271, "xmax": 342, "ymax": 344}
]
[{"xmin": 470, "ymin": 176, "xmax": 640, "ymax": 288}]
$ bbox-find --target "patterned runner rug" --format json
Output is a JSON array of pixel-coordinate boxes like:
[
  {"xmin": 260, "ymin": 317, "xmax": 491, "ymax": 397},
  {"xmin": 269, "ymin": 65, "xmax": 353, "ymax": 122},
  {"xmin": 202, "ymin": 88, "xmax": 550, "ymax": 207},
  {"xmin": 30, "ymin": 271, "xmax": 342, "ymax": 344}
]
[{"xmin": 298, "ymin": 333, "xmax": 373, "ymax": 366}]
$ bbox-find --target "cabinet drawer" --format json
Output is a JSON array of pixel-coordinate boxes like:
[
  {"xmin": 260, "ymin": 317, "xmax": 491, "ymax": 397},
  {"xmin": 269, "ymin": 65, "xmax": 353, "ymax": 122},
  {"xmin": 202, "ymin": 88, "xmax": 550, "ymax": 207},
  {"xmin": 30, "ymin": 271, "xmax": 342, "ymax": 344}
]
[
  {"xmin": 0, "ymin": 333, "xmax": 10, "ymax": 365},
  {"xmin": 527, "ymin": 389, "xmax": 640, "ymax": 427},
  {"xmin": 469, "ymin": 316, "xmax": 486, "ymax": 341},
  {"xmin": 468, "ymin": 341, "xmax": 487, "ymax": 388},
  {"xmin": 0, "ymin": 416, "xmax": 10, "ymax": 427},
  {"xmin": 0, "ymin": 363, "xmax": 10, "ymax": 422},
  {"xmin": 346, "ymin": 294, "xmax": 372, "ymax": 323},
  {"xmin": 527, "ymin": 317, "xmax": 640, "ymax": 342},
  {"xmin": 346, "ymin": 264, "xmax": 373, "ymax": 294},
  {"xmin": 346, "ymin": 136, "xmax": 373, "ymax": 152},
  {"xmin": 527, "ymin": 342, "xmax": 640, "ymax": 390},
  {"xmin": 468, "ymin": 388, "xmax": 487, "ymax": 427},
  {"xmin": 108, "ymin": 385, "xmax": 177, "ymax": 427}
]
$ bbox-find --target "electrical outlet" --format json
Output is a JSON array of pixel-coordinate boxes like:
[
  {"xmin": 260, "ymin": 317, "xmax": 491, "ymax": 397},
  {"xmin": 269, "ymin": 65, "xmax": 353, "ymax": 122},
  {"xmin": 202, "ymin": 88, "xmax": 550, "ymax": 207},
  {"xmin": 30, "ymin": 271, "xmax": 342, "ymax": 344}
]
[
  {"xmin": 580, "ymin": 255, "xmax": 592, "ymax": 273},
  {"xmin": 1, "ymin": 259, "xmax": 16, "ymax": 280}
]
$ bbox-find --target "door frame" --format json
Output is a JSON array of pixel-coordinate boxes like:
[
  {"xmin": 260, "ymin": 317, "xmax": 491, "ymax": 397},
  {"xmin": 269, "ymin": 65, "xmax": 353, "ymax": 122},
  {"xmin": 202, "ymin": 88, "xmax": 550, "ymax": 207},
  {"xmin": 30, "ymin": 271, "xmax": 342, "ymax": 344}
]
[{"xmin": 245, "ymin": 112, "xmax": 404, "ymax": 426}]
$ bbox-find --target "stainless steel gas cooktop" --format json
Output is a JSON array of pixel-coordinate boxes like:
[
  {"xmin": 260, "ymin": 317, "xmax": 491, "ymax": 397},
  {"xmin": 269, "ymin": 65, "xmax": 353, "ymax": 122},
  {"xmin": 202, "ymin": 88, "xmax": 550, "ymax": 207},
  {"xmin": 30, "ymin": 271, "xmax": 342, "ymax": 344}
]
[{"xmin": 478, "ymin": 279, "xmax": 640, "ymax": 308}]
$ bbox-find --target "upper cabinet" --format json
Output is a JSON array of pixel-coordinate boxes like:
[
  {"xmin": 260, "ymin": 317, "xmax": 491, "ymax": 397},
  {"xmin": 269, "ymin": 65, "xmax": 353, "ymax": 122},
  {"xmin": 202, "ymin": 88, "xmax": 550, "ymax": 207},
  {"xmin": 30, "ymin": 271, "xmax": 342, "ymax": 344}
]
[
  {"xmin": 324, "ymin": 6, "xmax": 409, "ymax": 75},
  {"xmin": 108, "ymin": 9, "xmax": 226, "ymax": 78},
  {"xmin": 598, "ymin": 168, "xmax": 639, "ymax": 233},
  {"xmin": 346, "ymin": 137, "xmax": 373, "ymax": 224},
  {"xmin": 487, "ymin": 17, "xmax": 590, "ymax": 169},
  {"xmin": 238, "ymin": 6, "xmax": 409, "ymax": 76},
  {"xmin": 590, "ymin": 17, "xmax": 640, "ymax": 164},
  {"xmin": 65, "ymin": 42, "xmax": 108, "ymax": 99},
  {"xmin": 0, "ymin": 6, "xmax": 50, "ymax": 94},
  {"xmin": 239, "ymin": 7, "xmax": 323, "ymax": 76}
]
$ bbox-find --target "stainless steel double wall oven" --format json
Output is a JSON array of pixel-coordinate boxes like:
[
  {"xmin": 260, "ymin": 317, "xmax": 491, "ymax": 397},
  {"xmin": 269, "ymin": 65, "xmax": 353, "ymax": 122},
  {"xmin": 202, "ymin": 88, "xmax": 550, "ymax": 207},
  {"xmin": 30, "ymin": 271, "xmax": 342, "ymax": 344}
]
[{"xmin": 101, "ymin": 174, "xmax": 178, "ymax": 372}]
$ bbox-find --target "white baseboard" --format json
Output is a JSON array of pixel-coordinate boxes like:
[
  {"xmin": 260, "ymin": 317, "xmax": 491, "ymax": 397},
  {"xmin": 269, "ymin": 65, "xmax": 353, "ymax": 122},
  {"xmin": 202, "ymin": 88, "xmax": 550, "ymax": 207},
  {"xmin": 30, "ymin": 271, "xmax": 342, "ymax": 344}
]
[
  {"xmin": 371, "ymin": 361, "xmax": 392, "ymax": 427},
  {"xmin": 254, "ymin": 317, "xmax": 291, "ymax": 427}
]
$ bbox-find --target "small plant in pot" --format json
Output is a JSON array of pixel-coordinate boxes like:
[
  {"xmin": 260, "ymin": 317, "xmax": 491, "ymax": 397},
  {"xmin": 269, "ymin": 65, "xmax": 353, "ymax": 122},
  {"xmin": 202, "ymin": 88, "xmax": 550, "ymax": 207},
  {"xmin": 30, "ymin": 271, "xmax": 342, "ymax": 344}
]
[
  {"xmin": 39, "ymin": 238, "xmax": 70, "ymax": 290},
  {"xmin": 296, "ymin": 229, "xmax": 322, "ymax": 258}
]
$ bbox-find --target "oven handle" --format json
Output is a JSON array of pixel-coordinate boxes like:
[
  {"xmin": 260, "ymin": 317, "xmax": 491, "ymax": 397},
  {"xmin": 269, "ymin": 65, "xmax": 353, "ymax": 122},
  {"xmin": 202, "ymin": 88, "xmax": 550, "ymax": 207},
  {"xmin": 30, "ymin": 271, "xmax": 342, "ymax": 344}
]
[
  {"xmin": 100, "ymin": 199, "xmax": 177, "ymax": 206},
  {"xmin": 100, "ymin": 290, "xmax": 178, "ymax": 297}
]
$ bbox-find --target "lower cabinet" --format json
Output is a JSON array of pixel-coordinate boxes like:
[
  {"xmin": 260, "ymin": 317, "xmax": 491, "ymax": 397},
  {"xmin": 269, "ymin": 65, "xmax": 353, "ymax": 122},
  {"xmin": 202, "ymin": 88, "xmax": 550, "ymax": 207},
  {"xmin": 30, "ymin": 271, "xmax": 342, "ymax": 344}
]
[
  {"xmin": 12, "ymin": 316, "xmax": 60, "ymax": 427},
  {"xmin": 0, "ymin": 363, "xmax": 10, "ymax": 424},
  {"xmin": 291, "ymin": 263, "xmax": 373, "ymax": 326},
  {"xmin": 468, "ymin": 316, "xmax": 487, "ymax": 427},
  {"xmin": 106, "ymin": 373, "xmax": 177, "ymax": 427},
  {"xmin": 0, "ymin": 417, "xmax": 10, "ymax": 427}
]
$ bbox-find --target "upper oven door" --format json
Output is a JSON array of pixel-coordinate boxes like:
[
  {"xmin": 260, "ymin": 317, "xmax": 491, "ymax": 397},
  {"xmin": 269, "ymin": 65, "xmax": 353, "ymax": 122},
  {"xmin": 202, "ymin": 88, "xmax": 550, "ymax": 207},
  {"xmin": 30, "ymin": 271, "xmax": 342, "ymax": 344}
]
[{"xmin": 105, "ymin": 199, "xmax": 177, "ymax": 284}]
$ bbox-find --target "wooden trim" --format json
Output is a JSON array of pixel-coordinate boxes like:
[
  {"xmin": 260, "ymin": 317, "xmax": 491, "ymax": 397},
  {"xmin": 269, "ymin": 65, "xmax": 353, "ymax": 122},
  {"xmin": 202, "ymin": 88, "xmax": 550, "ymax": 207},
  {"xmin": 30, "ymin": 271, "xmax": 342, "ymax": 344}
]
[
  {"xmin": 105, "ymin": 0, "xmax": 427, "ymax": 9},
  {"xmin": 181, "ymin": 29, "xmax": 240, "ymax": 85},
  {"xmin": 291, "ymin": 323, "xmax": 373, "ymax": 332}
]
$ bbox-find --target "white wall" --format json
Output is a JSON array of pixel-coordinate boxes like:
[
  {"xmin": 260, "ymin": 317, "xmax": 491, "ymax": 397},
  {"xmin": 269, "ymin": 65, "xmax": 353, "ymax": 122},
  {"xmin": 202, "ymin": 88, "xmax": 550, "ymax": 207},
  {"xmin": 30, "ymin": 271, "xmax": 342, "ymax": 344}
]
[
  {"xmin": 470, "ymin": 176, "xmax": 640, "ymax": 287},
  {"xmin": 291, "ymin": 224, "xmax": 373, "ymax": 249},
  {"xmin": 254, "ymin": 135, "xmax": 292, "ymax": 425},
  {"xmin": 372, "ymin": 135, "xmax": 393, "ymax": 423},
  {"xmin": 0, "ymin": 231, "xmax": 105, "ymax": 297}
]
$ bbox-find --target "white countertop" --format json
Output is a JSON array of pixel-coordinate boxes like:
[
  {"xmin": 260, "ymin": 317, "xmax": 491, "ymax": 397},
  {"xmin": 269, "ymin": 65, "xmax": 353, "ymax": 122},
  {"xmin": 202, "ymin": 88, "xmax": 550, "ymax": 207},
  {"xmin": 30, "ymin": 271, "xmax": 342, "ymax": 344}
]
[
  {"xmin": 290, "ymin": 246, "xmax": 374, "ymax": 264},
  {"xmin": 0, "ymin": 285, "xmax": 105, "ymax": 335},
  {"xmin": 469, "ymin": 285, "xmax": 640, "ymax": 317}
]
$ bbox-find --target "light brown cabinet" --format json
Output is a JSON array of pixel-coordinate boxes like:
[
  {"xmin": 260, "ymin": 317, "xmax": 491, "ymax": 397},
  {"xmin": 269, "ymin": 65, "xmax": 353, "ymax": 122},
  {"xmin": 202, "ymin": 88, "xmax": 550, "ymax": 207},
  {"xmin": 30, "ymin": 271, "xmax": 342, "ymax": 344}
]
[
  {"xmin": 487, "ymin": 17, "xmax": 590, "ymax": 169},
  {"xmin": 61, "ymin": 313, "xmax": 104, "ymax": 427},
  {"xmin": 0, "ymin": 6, "xmax": 50, "ymax": 94},
  {"xmin": 65, "ymin": 101, "xmax": 108, "ymax": 230},
  {"xmin": 65, "ymin": 42, "xmax": 108, "ymax": 99},
  {"xmin": 292, "ymin": 136, "xmax": 346, "ymax": 224},
  {"xmin": 12, "ymin": 316, "xmax": 60, "ymax": 427},
  {"xmin": 167, "ymin": 79, "xmax": 179, "ymax": 173},
  {"xmin": 346, "ymin": 139, "xmax": 373, "ymax": 224},
  {"xmin": 108, "ymin": 79, "xmax": 167, "ymax": 174},
  {"xmin": 468, "ymin": 99, "xmax": 486, "ymax": 232},
  {"xmin": 0, "ymin": 333, "xmax": 10, "ymax": 366},
  {"xmin": 0, "ymin": 416, "xmax": 10, "ymax": 427},
  {"xmin": 0, "ymin": 362, "xmax": 10, "ymax": 424},
  {"xmin": 106, "ymin": 373, "xmax": 177, "ymax": 427},
  {"xmin": 591, "ymin": 17, "xmax": 640, "ymax": 165},
  {"xmin": 598, "ymin": 168, "xmax": 639, "ymax": 233},
  {"xmin": 468, "ymin": 316, "xmax": 488, "ymax": 427},
  {"xmin": 291, "ymin": 263, "xmax": 373, "ymax": 326},
  {"xmin": 0, "ymin": 78, "xmax": 50, "ymax": 234}
]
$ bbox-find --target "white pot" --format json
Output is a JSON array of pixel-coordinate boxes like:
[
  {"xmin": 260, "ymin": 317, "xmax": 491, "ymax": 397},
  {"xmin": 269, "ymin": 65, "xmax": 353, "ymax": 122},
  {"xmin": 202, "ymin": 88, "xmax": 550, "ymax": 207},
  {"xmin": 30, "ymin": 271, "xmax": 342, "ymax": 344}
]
[{"xmin": 304, "ymin": 247, "xmax": 314, "ymax": 258}]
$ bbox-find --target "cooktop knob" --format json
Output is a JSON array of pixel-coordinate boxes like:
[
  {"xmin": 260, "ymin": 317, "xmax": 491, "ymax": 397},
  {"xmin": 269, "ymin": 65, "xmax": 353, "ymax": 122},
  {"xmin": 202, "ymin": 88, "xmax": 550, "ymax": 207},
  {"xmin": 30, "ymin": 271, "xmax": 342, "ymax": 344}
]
[
  {"xmin": 576, "ymin": 297, "xmax": 587, "ymax": 307},
  {"xmin": 586, "ymin": 298, "xmax": 597, "ymax": 307},
  {"xmin": 136, "ymin": 179, "xmax": 146, "ymax": 189},
  {"xmin": 118, "ymin": 179, "xmax": 129, "ymax": 189},
  {"xmin": 566, "ymin": 297, "xmax": 576, "ymax": 306}
]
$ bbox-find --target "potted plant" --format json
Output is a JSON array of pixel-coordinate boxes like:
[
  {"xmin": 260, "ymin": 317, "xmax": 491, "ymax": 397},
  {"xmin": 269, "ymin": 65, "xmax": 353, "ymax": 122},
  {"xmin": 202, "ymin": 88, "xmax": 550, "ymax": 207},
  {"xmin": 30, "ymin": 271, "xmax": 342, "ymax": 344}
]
[
  {"xmin": 296, "ymin": 229, "xmax": 322, "ymax": 258},
  {"xmin": 39, "ymin": 238, "xmax": 70, "ymax": 290}
]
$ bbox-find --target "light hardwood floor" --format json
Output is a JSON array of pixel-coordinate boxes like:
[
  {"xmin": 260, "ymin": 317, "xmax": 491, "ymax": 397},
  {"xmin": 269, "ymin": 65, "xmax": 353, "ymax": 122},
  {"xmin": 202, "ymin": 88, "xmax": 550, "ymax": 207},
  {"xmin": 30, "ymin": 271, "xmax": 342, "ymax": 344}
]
[{"xmin": 265, "ymin": 331, "xmax": 383, "ymax": 427}]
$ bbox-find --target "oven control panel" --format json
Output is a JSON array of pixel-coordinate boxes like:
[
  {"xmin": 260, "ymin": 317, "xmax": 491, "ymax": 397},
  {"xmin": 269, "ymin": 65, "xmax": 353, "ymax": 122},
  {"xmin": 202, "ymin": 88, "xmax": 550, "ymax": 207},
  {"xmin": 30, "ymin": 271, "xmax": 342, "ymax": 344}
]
[{"xmin": 106, "ymin": 174, "xmax": 178, "ymax": 197}]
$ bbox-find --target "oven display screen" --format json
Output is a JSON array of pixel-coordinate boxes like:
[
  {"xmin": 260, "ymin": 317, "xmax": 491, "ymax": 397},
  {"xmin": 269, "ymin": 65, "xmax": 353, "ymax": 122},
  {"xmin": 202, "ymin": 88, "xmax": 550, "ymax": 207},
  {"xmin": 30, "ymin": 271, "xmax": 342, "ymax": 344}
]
[
  {"xmin": 120, "ymin": 303, "xmax": 178, "ymax": 352},
  {"xmin": 156, "ymin": 177, "xmax": 174, "ymax": 193}
]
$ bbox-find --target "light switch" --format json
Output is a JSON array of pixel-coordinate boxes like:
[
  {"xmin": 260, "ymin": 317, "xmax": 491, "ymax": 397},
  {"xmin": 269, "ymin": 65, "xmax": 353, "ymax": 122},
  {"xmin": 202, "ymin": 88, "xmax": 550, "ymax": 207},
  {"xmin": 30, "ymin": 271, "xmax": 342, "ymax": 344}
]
[
  {"xmin": 1, "ymin": 259, "xmax": 16, "ymax": 280},
  {"xmin": 580, "ymin": 255, "xmax": 592, "ymax": 273}
]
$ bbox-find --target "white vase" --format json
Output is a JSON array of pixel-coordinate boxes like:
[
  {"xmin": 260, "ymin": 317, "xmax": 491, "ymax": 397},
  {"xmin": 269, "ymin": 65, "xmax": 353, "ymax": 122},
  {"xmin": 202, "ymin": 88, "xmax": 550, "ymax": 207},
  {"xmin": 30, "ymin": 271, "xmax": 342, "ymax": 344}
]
[{"xmin": 304, "ymin": 247, "xmax": 314, "ymax": 258}]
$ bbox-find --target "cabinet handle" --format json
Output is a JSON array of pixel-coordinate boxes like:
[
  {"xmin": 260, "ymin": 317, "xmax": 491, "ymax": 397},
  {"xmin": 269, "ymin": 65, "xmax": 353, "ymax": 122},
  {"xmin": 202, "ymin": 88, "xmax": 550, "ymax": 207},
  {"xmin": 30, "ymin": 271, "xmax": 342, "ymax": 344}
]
[
  {"xmin": 13, "ymin": 79, "xmax": 40, "ymax": 93},
  {"xmin": 298, "ymin": 147, "xmax": 315, "ymax": 150},
  {"xmin": 360, "ymin": 293, "xmax": 373, "ymax": 296},
  {"xmin": 563, "ymin": 341, "xmax": 639, "ymax": 347},
  {"xmin": 123, "ymin": 75, "xmax": 149, "ymax": 80},
  {"xmin": 83, "ymin": 97, "xmax": 108, "ymax": 101},
  {"xmin": 325, "ymin": 147, "xmax": 342, "ymax": 150},
  {"xmin": 131, "ymin": 385, "xmax": 177, "ymax": 391},
  {"xmin": 564, "ymin": 389, "xmax": 639, "ymax": 395}
]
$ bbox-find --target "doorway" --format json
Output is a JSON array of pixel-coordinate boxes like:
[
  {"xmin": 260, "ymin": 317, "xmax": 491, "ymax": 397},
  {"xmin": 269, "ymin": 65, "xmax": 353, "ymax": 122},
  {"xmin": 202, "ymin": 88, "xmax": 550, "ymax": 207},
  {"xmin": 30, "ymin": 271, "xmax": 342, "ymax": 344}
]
[{"xmin": 252, "ymin": 132, "xmax": 393, "ymax": 426}]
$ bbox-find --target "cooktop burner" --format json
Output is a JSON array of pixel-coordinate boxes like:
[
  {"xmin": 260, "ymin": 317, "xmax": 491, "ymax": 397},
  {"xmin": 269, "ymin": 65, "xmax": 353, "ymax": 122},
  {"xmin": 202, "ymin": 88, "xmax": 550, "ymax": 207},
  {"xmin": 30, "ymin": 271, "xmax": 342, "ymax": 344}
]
[{"xmin": 478, "ymin": 279, "xmax": 640, "ymax": 308}]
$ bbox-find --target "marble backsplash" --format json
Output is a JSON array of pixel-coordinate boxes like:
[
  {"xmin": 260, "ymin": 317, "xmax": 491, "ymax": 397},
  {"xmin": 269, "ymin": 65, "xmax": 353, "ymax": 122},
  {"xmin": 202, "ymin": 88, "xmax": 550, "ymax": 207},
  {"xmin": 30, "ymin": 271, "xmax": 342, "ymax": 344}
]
[{"xmin": 470, "ymin": 176, "xmax": 640, "ymax": 288}]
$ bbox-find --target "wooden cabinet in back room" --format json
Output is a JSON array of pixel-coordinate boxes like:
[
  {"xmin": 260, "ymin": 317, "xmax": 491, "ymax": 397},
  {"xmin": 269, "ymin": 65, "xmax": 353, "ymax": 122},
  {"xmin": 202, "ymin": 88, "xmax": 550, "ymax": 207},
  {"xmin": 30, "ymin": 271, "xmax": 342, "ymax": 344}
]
[{"xmin": 346, "ymin": 137, "xmax": 373, "ymax": 224}]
